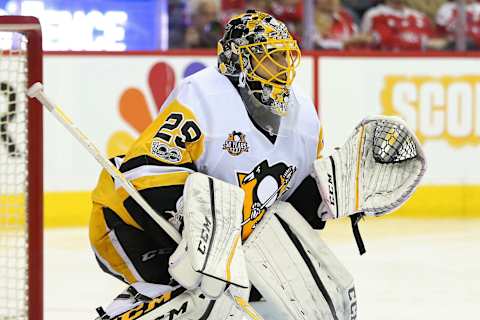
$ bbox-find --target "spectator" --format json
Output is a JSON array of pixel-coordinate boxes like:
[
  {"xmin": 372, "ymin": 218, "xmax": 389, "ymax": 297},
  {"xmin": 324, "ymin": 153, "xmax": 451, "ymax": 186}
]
[
  {"xmin": 185, "ymin": 0, "xmax": 223, "ymax": 48},
  {"xmin": 405, "ymin": 0, "xmax": 446, "ymax": 21},
  {"xmin": 436, "ymin": 0, "xmax": 480, "ymax": 49},
  {"xmin": 314, "ymin": 0, "xmax": 371, "ymax": 49},
  {"xmin": 272, "ymin": 0, "xmax": 304, "ymax": 40},
  {"xmin": 342, "ymin": 0, "xmax": 380, "ymax": 23},
  {"xmin": 222, "ymin": 0, "xmax": 246, "ymax": 11},
  {"xmin": 362, "ymin": 0, "xmax": 448, "ymax": 50},
  {"xmin": 220, "ymin": 0, "xmax": 272, "ymax": 23},
  {"xmin": 244, "ymin": 0, "xmax": 272, "ymax": 13},
  {"xmin": 220, "ymin": 0, "xmax": 246, "ymax": 24},
  {"xmin": 168, "ymin": 0, "xmax": 189, "ymax": 48}
]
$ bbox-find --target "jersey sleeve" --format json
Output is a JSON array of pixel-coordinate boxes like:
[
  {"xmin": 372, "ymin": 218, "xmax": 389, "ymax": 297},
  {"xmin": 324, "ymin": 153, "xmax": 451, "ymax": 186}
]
[{"xmin": 117, "ymin": 93, "xmax": 206, "ymax": 243}]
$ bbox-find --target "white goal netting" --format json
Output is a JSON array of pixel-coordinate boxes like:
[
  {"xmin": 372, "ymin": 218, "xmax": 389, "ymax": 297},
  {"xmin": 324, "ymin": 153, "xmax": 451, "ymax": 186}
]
[{"xmin": 0, "ymin": 30, "xmax": 30, "ymax": 320}]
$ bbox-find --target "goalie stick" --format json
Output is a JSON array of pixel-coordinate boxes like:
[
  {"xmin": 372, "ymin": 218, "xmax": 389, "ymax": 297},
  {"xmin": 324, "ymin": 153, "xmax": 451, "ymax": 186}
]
[{"xmin": 27, "ymin": 82, "xmax": 264, "ymax": 320}]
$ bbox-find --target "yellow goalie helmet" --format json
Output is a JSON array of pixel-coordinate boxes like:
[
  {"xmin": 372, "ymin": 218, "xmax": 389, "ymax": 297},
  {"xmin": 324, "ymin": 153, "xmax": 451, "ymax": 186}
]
[{"xmin": 217, "ymin": 10, "xmax": 301, "ymax": 118}]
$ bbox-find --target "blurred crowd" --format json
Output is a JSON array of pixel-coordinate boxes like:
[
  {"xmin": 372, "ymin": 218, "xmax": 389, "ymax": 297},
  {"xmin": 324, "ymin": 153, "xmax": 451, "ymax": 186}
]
[{"xmin": 169, "ymin": 0, "xmax": 480, "ymax": 51}]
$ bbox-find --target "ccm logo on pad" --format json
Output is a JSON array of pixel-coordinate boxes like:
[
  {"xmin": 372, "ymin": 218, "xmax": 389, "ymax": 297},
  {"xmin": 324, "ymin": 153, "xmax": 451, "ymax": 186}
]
[{"xmin": 197, "ymin": 216, "xmax": 212, "ymax": 255}]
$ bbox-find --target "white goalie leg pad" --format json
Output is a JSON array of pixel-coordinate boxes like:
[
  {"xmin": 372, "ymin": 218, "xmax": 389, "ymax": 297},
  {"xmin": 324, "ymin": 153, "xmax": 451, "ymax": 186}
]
[
  {"xmin": 169, "ymin": 173, "xmax": 249, "ymax": 299},
  {"xmin": 208, "ymin": 286, "xmax": 254, "ymax": 320},
  {"xmin": 314, "ymin": 115, "xmax": 426, "ymax": 219},
  {"xmin": 272, "ymin": 202, "xmax": 358, "ymax": 319},
  {"xmin": 243, "ymin": 202, "xmax": 356, "ymax": 320}
]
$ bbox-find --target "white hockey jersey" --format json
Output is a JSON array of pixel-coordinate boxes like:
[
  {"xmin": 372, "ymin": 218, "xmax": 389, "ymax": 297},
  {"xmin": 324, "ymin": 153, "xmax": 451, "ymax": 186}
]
[{"xmin": 93, "ymin": 67, "xmax": 323, "ymax": 240}]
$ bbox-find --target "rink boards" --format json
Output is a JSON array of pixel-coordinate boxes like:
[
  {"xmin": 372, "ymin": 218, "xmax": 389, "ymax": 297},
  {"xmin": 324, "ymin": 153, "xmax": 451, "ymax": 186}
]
[{"xmin": 36, "ymin": 51, "xmax": 480, "ymax": 226}]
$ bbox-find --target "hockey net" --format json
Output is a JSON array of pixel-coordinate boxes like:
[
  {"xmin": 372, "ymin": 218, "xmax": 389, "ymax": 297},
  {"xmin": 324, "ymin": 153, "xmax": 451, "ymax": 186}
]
[{"xmin": 0, "ymin": 17, "xmax": 43, "ymax": 320}]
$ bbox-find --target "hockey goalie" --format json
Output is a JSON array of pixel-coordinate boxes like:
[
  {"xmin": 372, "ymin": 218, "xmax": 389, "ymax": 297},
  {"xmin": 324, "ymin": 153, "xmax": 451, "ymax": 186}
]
[{"xmin": 88, "ymin": 10, "xmax": 426, "ymax": 320}]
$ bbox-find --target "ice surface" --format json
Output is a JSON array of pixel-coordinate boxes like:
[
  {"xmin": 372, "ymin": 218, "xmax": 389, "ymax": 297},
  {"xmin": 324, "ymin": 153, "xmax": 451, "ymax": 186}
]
[{"xmin": 45, "ymin": 218, "xmax": 480, "ymax": 319}]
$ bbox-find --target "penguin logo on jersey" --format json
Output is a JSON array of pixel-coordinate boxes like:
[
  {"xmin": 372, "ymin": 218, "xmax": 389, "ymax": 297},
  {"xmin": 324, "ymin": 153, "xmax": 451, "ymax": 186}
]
[
  {"xmin": 237, "ymin": 160, "xmax": 296, "ymax": 240},
  {"xmin": 223, "ymin": 131, "xmax": 249, "ymax": 156}
]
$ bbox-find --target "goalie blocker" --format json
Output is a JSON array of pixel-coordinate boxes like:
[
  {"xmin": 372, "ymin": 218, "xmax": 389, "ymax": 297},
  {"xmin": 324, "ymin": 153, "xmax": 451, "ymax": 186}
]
[
  {"xmin": 168, "ymin": 172, "xmax": 249, "ymax": 299},
  {"xmin": 313, "ymin": 116, "xmax": 426, "ymax": 253}
]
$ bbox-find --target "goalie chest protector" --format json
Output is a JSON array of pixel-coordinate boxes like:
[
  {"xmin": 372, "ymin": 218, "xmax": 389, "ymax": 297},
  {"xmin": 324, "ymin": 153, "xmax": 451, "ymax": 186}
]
[{"xmin": 163, "ymin": 67, "xmax": 322, "ymax": 239}]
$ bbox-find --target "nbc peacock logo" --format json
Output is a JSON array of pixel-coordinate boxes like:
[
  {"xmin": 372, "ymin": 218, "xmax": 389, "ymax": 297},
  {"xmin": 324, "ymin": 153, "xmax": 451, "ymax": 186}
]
[{"xmin": 107, "ymin": 61, "xmax": 206, "ymax": 157}]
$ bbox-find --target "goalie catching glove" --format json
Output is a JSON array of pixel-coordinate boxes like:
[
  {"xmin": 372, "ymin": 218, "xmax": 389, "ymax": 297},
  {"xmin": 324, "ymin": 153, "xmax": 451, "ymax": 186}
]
[
  {"xmin": 168, "ymin": 173, "xmax": 249, "ymax": 299},
  {"xmin": 314, "ymin": 116, "xmax": 426, "ymax": 220}
]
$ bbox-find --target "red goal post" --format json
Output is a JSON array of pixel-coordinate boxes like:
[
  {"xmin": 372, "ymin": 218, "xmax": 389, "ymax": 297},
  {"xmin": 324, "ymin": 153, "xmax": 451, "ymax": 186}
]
[{"xmin": 0, "ymin": 16, "xmax": 43, "ymax": 320}]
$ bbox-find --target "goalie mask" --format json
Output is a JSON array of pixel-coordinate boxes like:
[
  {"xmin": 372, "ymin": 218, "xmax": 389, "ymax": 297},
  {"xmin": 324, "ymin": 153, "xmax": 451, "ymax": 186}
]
[{"xmin": 218, "ymin": 10, "xmax": 301, "ymax": 135}]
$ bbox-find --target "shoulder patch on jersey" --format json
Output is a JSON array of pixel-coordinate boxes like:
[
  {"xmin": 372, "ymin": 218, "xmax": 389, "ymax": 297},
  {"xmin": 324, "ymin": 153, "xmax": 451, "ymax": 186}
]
[
  {"xmin": 222, "ymin": 131, "xmax": 249, "ymax": 156},
  {"xmin": 151, "ymin": 138, "xmax": 183, "ymax": 163}
]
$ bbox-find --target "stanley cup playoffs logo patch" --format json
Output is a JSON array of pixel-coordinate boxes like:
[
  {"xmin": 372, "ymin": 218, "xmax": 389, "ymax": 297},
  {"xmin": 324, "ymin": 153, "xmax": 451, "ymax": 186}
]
[{"xmin": 223, "ymin": 131, "xmax": 249, "ymax": 156}]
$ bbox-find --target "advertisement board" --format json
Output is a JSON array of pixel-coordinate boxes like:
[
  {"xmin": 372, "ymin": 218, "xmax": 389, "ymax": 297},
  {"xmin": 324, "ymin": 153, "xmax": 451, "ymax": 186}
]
[
  {"xmin": 41, "ymin": 52, "xmax": 314, "ymax": 226},
  {"xmin": 37, "ymin": 51, "xmax": 479, "ymax": 226},
  {"xmin": 319, "ymin": 53, "xmax": 480, "ymax": 217}
]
